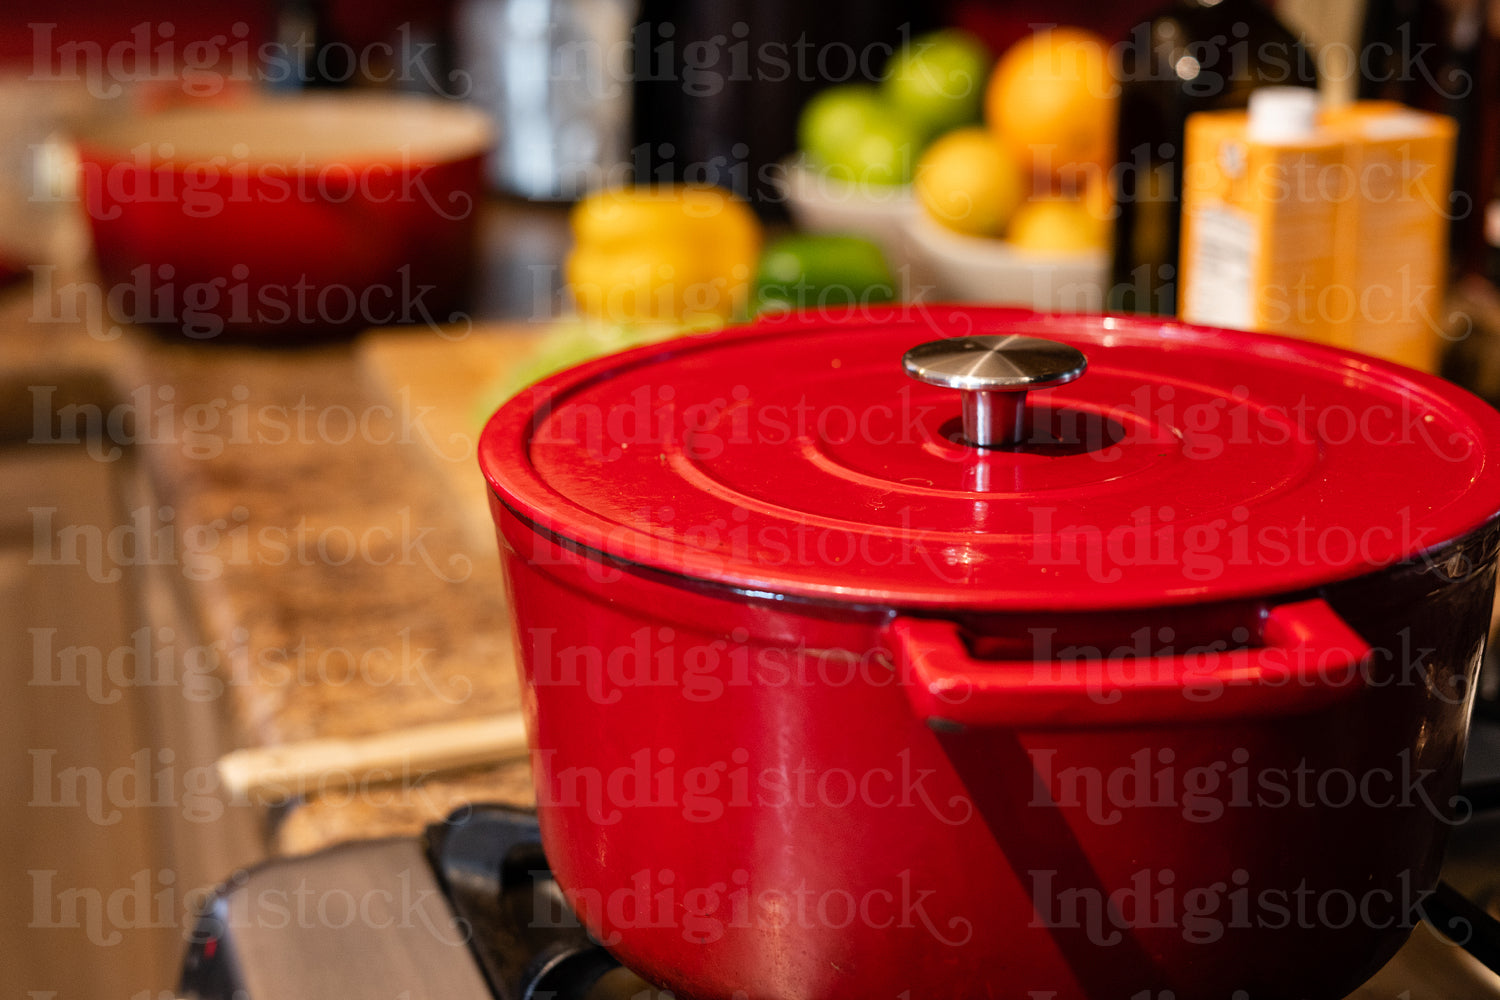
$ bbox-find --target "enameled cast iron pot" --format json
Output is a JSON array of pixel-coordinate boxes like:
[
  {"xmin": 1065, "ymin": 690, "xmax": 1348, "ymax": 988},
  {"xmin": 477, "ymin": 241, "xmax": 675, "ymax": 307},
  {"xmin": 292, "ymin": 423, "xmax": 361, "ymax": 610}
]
[
  {"xmin": 77, "ymin": 94, "xmax": 490, "ymax": 339},
  {"xmin": 479, "ymin": 306, "xmax": 1500, "ymax": 1000}
]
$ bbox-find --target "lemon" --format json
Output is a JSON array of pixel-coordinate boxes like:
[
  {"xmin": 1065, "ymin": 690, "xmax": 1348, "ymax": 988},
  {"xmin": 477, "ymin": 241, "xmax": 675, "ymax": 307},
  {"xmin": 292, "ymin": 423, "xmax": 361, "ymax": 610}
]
[
  {"xmin": 567, "ymin": 185, "xmax": 761, "ymax": 323},
  {"xmin": 1007, "ymin": 198, "xmax": 1108, "ymax": 253},
  {"xmin": 914, "ymin": 127, "xmax": 1027, "ymax": 237},
  {"xmin": 985, "ymin": 28, "xmax": 1116, "ymax": 181}
]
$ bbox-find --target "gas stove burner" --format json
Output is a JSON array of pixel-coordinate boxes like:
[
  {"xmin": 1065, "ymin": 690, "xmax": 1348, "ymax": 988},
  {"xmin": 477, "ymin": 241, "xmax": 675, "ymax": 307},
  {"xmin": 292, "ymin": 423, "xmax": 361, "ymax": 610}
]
[
  {"xmin": 178, "ymin": 804, "xmax": 665, "ymax": 1000},
  {"xmin": 425, "ymin": 807, "xmax": 670, "ymax": 1000}
]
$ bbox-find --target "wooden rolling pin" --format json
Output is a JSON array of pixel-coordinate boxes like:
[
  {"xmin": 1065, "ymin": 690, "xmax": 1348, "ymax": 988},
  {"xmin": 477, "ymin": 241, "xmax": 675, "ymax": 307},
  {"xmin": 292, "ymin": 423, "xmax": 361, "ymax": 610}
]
[{"xmin": 216, "ymin": 712, "xmax": 530, "ymax": 802}]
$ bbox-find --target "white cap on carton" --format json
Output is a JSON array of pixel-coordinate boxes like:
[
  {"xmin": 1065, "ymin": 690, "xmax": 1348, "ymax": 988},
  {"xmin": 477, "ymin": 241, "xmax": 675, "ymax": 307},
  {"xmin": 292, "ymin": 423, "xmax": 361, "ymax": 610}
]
[{"xmin": 1247, "ymin": 87, "xmax": 1319, "ymax": 143}]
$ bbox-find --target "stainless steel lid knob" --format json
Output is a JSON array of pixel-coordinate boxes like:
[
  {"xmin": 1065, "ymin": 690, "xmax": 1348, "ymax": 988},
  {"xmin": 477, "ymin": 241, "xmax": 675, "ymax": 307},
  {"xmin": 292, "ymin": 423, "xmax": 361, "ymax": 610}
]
[{"xmin": 902, "ymin": 334, "xmax": 1088, "ymax": 448}]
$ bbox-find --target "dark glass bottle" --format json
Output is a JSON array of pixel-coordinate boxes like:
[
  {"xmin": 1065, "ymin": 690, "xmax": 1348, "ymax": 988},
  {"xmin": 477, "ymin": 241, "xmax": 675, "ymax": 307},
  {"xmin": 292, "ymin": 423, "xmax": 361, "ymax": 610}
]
[
  {"xmin": 1108, "ymin": 0, "xmax": 1316, "ymax": 316},
  {"xmin": 630, "ymin": 0, "xmax": 937, "ymax": 208}
]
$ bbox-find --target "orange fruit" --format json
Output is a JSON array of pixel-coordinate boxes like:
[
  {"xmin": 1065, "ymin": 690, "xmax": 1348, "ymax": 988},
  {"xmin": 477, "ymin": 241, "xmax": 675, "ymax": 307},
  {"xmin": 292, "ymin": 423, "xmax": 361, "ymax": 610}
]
[
  {"xmin": 985, "ymin": 28, "xmax": 1117, "ymax": 180},
  {"xmin": 914, "ymin": 127, "xmax": 1027, "ymax": 237},
  {"xmin": 1083, "ymin": 172, "xmax": 1116, "ymax": 226}
]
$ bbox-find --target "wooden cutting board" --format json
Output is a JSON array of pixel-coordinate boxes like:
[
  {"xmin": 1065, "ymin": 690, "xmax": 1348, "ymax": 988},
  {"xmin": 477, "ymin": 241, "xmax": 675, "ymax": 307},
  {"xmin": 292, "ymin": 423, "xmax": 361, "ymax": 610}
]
[
  {"xmin": 357, "ymin": 322, "xmax": 548, "ymax": 550},
  {"xmin": 215, "ymin": 323, "xmax": 548, "ymax": 803}
]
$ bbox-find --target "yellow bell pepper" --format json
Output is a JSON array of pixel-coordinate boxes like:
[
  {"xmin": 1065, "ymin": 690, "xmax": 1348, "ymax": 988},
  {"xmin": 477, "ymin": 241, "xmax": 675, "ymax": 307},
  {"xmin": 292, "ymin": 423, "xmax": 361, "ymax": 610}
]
[{"xmin": 566, "ymin": 185, "xmax": 762, "ymax": 325}]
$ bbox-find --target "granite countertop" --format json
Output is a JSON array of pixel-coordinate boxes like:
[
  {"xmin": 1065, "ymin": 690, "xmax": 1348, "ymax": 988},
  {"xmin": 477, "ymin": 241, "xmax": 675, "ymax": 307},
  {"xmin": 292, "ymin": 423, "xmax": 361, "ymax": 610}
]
[{"xmin": 4, "ymin": 259, "xmax": 549, "ymax": 856}]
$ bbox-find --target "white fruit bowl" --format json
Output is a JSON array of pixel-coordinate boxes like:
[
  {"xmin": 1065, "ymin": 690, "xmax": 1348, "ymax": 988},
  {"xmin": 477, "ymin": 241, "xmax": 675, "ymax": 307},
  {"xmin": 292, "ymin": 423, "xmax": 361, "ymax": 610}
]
[
  {"xmin": 902, "ymin": 209, "xmax": 1107, "ymax": 311},
  {"xmin": 773, "ymin": 157, "xmax": 915, "ymax": 270}
]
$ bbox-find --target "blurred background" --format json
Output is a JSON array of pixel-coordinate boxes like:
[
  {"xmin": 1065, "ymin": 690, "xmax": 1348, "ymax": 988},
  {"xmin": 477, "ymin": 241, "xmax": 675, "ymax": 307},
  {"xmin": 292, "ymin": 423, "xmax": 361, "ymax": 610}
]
[{"xmin": 0, "ymin": 0, "xmax": 1494, "ymax": 369}]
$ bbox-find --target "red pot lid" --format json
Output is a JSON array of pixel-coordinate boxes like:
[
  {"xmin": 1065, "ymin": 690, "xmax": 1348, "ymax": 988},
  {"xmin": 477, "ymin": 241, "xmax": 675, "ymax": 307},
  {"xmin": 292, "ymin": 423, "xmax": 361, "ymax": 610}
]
[{"xmin": 480, "ymin": 306, "xmax": 1500, "ymax": 611}]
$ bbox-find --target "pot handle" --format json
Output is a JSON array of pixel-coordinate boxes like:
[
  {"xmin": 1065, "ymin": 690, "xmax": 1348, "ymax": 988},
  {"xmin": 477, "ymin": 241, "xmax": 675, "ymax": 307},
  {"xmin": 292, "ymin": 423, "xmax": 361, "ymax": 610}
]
[{"xmin": 889, "ymin": 599, "xmax": 1371, "ymax": 730}]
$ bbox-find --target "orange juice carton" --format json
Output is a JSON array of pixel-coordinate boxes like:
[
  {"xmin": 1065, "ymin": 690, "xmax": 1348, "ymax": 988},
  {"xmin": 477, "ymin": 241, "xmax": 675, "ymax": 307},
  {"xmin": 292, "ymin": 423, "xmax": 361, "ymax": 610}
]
[{"xmin": 1179, "ymin": 89, "xmax": 1456, "ymax": 372}]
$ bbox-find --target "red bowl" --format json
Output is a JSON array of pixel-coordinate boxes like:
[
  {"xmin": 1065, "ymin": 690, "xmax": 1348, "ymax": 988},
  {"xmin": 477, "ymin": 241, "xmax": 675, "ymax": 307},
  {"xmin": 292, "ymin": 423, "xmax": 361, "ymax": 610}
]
[{"xmin": 77, "ymin": 93, "xmax": 491, "ymax": 339}]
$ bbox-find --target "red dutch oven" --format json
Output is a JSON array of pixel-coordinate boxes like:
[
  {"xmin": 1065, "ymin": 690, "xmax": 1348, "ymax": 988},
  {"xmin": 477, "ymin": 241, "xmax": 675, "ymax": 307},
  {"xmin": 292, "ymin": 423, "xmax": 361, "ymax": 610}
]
[
  {"xmin": 77, "ymin": 93, "xmax": 490, "ymax": 339},
  {"xmin": 479, "ymin": 306, "xmax": 1500, "ymax": 1000}
]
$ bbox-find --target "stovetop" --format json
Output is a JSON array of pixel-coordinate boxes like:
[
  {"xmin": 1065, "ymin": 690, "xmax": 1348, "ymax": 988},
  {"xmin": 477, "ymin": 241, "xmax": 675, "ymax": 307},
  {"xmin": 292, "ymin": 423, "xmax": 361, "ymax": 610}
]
[
  {"xmin": 178, "ymin": 718, "xmax": 1500, "ymax": 1000},
  {"xmin": 177, "ymin": 801, "xmax": 664, "ymax": 1000}
]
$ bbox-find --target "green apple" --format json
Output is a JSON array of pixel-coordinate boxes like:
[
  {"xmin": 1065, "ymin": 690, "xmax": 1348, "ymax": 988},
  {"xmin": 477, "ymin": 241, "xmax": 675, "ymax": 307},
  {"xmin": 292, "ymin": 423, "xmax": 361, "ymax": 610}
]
[
  {"xmin": 797, "ymin": 84, "xmax": 885, "ymax": 169},
  {"xmin": 881, "ymin": 30, "xmax": 991, "ymax": 139},
  {"xmin": 819, "ymin": 114, "xmax": 923, "ymax": 187}
]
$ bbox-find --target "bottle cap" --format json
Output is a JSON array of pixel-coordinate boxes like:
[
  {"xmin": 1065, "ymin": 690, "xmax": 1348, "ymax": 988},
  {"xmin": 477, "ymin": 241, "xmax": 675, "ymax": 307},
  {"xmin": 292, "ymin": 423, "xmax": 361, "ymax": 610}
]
[{"xmin": 1247, "ymin": 87, "xmax": 1319, "ymax": 143}]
